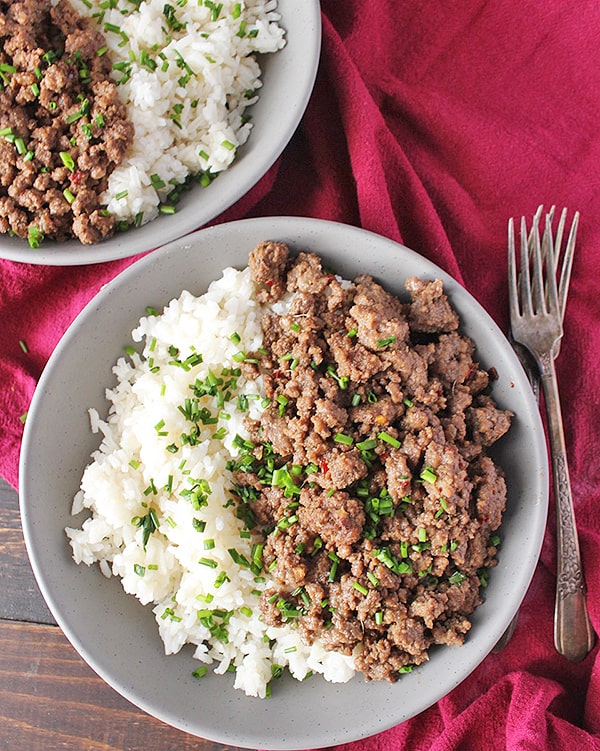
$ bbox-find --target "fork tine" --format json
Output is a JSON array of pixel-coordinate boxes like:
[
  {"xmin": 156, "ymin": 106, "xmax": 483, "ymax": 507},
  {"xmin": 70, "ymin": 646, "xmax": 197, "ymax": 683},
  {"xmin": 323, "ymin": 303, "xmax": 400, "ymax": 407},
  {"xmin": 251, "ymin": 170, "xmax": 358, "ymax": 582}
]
[
  {"xmin": 537, "ymin": 209, "xmax": 555, "ymax": 310},
  {"xmin": 507, "ymin": 217, "xmax": 519, "ymax": 317},
  {"xmin": 557, "ymin": 211, "xmax": 579, "ymax": 320},
  {"xmin": 553, "ymin": 207, "xmax": 566, "ymax": 269},
  {"xmin": 544, "ymin": 213, "xmax": 561, "ymax": 318},
  {"xmin": 526, "ymin": 215, "xmax": 543, "ymax": 314}
]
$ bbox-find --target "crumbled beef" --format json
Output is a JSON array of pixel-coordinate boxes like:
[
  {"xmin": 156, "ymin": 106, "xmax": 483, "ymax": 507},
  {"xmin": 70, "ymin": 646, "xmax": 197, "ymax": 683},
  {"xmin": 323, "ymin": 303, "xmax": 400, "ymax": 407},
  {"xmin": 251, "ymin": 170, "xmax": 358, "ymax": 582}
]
[
  {"xmin": 0, "ymin": 0, "xmax": 134, "ymax": 245},
  {"xmin": 405, "ymin": 277, "xmax": 460, "ymax": 333},
  {"xmin": 248, "ymin": 240, "xmax": 290, "ymax": 302},
  {"xmin": 234, "ymin": 242, "xmax": 511, "ymax": 682}
]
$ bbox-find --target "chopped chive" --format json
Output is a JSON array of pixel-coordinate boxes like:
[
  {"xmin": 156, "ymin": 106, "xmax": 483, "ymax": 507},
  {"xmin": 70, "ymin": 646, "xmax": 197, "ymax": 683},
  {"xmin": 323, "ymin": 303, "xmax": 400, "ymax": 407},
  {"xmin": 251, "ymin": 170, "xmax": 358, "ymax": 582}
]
[
  {"xmin": 377, "ymin": 431, "xmax": 401, "ymax": 449},
  {"xmin": 214, "ymin": 570, "xmax": 230, "ymax": 587},
  {"xmin": 150, "ymin": 173, "xmax": 166, "ymax": 190},
  {"xmin": 59, "ymin": 151, "xmax": 75, "ymax": 171},
  {"xmin": 27, "ymin": 226, "xmax": 44, "ymax": 249},
  {"xmin": 356, "ymin": 438, "xmax": 377, "ymax": 451},
  {"xmin": 198, "ymin": 557, "xmax": 218, "ymax": 568},
  {"xmin": 366, "ymin": 571, "xmax": 380, "ymax": 587},
  {"xmin": 14, "ymin": 137, "xmax": 27, "ymax": 155},
  {"xmin": 420, "ymin": 466, "xmax": 437, "ymax": 484}
]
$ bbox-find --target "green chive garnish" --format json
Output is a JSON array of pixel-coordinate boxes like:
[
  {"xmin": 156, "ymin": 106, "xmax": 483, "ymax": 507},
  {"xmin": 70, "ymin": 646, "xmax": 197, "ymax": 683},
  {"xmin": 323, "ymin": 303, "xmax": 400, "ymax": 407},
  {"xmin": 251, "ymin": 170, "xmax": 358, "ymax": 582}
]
[
  {"xmin": 377, "ymin": 431, "xmax": 401, "ymax": 449},
  {"xmin": 420, "ymin": 466, "xmax": 437, "ymax": 484}
]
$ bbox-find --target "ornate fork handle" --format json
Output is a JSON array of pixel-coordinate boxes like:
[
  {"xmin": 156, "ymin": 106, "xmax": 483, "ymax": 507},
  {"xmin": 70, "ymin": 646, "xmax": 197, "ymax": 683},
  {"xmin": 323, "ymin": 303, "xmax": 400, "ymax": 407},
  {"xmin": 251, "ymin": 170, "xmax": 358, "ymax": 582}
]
[{"xmin": 539, "ymin": 351, "xmax": 595, "ymax": 662}]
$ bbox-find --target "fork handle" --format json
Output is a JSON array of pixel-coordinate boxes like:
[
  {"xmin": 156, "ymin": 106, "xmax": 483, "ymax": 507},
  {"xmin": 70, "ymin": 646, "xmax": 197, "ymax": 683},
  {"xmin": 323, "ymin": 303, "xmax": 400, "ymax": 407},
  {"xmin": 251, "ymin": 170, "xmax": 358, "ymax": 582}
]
[{"xmin": 540, "ymin": 355, "xmax": 596, "ymax": 662}]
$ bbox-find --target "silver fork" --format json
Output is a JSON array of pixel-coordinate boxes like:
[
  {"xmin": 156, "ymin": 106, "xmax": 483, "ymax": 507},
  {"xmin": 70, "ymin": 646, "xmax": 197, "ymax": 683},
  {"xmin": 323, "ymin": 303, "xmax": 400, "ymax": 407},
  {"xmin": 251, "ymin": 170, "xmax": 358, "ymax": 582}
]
[
  {"xmin": 493, "ymin": 206, "xmax": 575, "ymax": 653},
  {"xmin": 508, "ymin": 212, "xmax": 595, "ymax": 662}
]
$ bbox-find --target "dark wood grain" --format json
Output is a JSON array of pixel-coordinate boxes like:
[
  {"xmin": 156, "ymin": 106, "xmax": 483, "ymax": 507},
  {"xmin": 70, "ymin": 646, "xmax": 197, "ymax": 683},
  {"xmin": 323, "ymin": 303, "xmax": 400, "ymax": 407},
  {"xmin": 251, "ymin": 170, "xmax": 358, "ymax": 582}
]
[
  {"xmin": 0, "ymin": 620, "xmax": 249, "ymax": 751},
  {"xmin": 0, "ymin": 478, "xmax": 54, "ymax": 624}
]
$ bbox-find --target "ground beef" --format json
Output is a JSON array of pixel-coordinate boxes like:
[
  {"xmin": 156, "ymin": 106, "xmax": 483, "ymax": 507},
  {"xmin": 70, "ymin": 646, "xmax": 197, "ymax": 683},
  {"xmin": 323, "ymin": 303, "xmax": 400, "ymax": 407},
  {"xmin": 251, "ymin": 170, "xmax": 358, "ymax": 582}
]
[
  {"xmin": 0, "ymin": 0, "xmax": 134, "ymax": 245},
  {"xmin": 230, "ymin": 242, "xmax": 512, "ymax": 682}
]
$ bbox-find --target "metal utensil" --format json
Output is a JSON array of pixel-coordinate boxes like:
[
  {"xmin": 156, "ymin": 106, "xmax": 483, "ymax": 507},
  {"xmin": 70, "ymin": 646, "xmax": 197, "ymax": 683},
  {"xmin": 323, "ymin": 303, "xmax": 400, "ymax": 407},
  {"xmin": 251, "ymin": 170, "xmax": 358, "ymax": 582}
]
[
  {"xmin": 508, "ymin": 211, "xmax": 595, "ymax": 662},
  {"xmin": 493, "ymin": 206, "xmax": 577, "ymax": 653}
]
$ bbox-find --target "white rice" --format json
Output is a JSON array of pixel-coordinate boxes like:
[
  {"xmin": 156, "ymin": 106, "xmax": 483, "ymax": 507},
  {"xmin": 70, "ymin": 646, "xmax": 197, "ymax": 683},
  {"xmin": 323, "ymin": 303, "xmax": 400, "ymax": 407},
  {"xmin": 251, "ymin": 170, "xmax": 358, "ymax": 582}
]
[
  {"xmin": 66, "ymin": 266, "xmax": 356, "ymax": 698},
  {"xmin": 69, "ymin": 0, "xmax": 286, "ymax": 226}
]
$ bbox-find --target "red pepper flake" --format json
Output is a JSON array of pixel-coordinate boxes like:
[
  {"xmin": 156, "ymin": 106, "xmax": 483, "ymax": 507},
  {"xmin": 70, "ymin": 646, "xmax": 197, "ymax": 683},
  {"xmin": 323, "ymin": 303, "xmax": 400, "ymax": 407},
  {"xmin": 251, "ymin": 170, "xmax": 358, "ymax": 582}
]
[
  {"xmin": 265, "ymin": 279, "xmax": 274, "ymax": 287},
  {"xmin": 70, "ymin": 169, "xmax": 83, "ymax": 185},
  {"xmin": 319, "ymin": 458, "xmax": 329, "ymax": 474}
]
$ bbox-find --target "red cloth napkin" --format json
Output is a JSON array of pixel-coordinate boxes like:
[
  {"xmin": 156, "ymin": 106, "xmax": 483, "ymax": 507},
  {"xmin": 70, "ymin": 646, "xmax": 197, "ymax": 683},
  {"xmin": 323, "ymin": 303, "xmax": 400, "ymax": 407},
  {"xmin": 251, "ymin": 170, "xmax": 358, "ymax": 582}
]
[{"xmin": 2, "ymin": 1, "xmax": 600, "ymax": 748}]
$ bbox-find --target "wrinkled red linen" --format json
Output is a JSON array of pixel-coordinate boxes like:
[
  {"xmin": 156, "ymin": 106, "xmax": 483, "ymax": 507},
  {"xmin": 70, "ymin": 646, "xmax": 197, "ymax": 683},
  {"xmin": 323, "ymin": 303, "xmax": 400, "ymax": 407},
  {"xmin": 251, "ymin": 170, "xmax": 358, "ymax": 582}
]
[{"xmin": 2, "ymin": 1, "xmax": 600, "ymax": 749}]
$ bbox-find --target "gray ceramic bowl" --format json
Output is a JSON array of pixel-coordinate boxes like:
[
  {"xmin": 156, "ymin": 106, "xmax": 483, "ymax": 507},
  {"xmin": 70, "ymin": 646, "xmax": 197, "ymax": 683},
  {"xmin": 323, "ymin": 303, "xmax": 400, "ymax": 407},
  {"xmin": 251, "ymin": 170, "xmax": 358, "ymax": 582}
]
[
  {"xmin": 20, "ymin": 217, "xmax": 548, "ymax": 749},
  {"xmin": 0, "ymin": 3, "xmax": 321, "ymax": 266}
]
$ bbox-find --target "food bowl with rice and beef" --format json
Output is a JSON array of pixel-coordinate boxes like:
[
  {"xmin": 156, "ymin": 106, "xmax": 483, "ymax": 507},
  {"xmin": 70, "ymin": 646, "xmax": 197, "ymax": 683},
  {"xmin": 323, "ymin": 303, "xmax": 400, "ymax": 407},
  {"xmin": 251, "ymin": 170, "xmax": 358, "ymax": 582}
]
[
  {"xmin": 0, "ymin": 0, "xmax": 321, "ymax": 264},
  {"xmin": 19, "ymin": 217, "xmax": 548, "ymax": 749}
]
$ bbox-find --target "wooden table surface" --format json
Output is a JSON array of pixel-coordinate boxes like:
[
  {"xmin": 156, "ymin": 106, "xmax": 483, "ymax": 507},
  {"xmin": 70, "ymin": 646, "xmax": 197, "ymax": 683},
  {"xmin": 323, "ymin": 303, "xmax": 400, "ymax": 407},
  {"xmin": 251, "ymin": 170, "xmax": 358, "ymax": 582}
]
[{"xmin": 0, "ymin": 476, "xmax": 250, "ymax": 751}]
